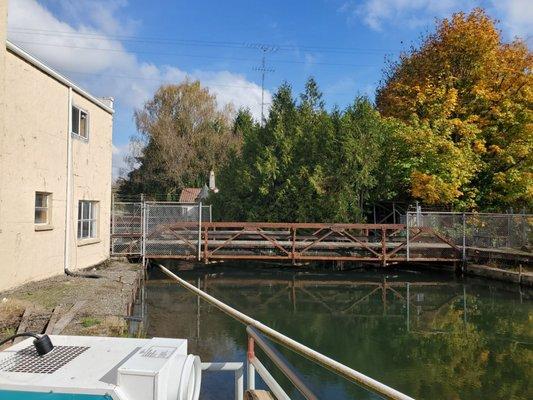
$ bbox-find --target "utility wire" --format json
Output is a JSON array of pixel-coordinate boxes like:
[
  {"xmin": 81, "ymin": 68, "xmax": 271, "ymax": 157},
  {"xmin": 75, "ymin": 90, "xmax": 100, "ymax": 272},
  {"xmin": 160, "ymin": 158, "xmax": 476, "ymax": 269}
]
[
  {"xmin": 8, "ymin": 27, "xmax": 401, "ymax": 55},
  {"xmin": 10, "ymin": 40, "xmax": 378, "ymax": 68}
]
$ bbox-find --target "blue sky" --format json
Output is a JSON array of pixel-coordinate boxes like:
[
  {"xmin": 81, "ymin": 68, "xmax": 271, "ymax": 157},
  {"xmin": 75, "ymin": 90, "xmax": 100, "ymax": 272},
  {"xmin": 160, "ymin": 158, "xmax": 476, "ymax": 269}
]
[{"xmin": 6, "ymin": 0, "xmax": 532, "ymax": 177}]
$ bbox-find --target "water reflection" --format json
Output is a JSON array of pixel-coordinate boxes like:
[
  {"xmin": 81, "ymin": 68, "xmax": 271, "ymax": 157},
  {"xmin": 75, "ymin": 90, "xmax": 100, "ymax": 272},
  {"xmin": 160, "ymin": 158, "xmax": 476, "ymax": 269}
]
[{"xmin": 144, "ymin": 266, "xmax": 532, "ymax": 400}]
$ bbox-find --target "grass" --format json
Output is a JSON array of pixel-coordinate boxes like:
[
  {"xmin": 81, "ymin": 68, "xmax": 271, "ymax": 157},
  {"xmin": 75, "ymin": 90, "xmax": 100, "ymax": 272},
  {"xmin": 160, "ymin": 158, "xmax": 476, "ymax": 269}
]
[
  {"xmin": 0, "ymin": 327, "xmax": 16, "ymax": 340},
  {"xmin": 0, "ymin": 299, "xmax": 26, "ymax": 321},
  {"xmin": 80, "ymin": 317, "xmax": 101, "ymax": 328}
]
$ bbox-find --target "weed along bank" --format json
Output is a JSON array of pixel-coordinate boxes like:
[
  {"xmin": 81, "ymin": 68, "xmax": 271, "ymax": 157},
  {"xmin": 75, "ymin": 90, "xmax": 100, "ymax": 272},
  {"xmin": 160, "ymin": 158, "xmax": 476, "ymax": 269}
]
[{"xmin": 0, "ymin": 4, "xmax": 114, "ymax": 291}]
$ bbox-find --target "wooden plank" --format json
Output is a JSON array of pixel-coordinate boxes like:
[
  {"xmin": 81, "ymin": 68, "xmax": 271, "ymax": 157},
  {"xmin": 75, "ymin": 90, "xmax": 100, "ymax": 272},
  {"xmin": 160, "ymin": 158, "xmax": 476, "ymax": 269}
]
[
  {"xmin": 13, "ymin": 307, "xmax": 33, "ymax": 344},
  {"xmin": 245, "ymin": 390, "xmax": 275, "ymax": 400},
  {"xmin": 44, "ymin": 304, "xmax": 67, "ymax": 335},
  {"xmin": 50, "ymin": 301, "xmax": 87, "ymax": 334}
]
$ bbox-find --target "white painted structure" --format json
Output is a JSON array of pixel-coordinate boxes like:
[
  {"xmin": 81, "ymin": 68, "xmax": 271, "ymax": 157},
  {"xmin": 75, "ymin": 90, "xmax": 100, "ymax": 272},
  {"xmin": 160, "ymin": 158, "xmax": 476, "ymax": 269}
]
[
  {"xmin": 0, "ymin": 0, "xmax": 114, "ymax": 291},
  {"xmin": 0, "ymin": 336, "xmax": 201, "ymax": 400}
]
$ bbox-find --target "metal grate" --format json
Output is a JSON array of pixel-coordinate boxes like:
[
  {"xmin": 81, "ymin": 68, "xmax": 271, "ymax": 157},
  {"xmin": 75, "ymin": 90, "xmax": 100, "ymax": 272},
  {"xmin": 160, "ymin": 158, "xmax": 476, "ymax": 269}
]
[{"xmin": 0, "ymin": 345, "xmax": 89, "ymax": 374}]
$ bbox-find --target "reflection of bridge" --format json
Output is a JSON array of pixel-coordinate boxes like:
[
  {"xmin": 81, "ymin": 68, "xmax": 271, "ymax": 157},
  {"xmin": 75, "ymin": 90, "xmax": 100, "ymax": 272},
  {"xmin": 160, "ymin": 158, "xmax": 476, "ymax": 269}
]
[{"xmin": 151, "ymin": 273, "xmax": 470, "ymax": 335}]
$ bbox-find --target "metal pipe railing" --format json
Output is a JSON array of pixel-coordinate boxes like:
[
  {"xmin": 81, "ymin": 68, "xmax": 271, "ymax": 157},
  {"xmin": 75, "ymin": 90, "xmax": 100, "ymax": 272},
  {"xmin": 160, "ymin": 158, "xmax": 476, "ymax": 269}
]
[
  {"xmin": 247, "ymin": 326, "xmax": 319, "ymax": 400},
  {"xmin": 157, "ymin": 264, "xmax": 415, "ymax": 400},
  {"xmin": 250, "ymin": 356, "xmax": 291, "ymax": 400}
]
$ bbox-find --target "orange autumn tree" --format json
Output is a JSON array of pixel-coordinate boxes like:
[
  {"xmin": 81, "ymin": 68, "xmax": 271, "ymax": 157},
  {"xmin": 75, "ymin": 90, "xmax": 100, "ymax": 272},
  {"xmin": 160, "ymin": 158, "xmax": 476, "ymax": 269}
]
[{"xmin": 377, "ymin": 9, "xmax": 532, "ymax": 210}]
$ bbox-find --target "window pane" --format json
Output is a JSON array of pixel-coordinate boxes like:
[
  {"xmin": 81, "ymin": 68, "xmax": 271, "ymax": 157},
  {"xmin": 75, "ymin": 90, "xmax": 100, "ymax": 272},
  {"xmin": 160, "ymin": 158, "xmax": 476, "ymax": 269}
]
[
  {"xmin": 82, "ymin": 202, "xmax": 90, "ymax": 219},
  {"xmin": 78, "ymin": 201, "xmax": 83, "ymax": 220},
  {"xmin": 77, "ymin": 221, "xmax": 82, "ymax": 238},
  {"xmin": 90, "ymin": 220, "xmax": 97, "ymax": 238},
  {"xmin": 35, "ymin": 209, "xmax": 47, "ymax": 224},
  {"xmin": 72, "ymin": 106, "xmax": 80, "ymax": 134},
  {"xmin": 80, "ymin": 111, "xmax": 88, "ymax": 138},
  {"xmin": 82, "ymin": 221, "xmax": 90, "ymax": 238},
  {"xmin": 35, "ymin": 193, "xmax": 46, "ymax": 208}
]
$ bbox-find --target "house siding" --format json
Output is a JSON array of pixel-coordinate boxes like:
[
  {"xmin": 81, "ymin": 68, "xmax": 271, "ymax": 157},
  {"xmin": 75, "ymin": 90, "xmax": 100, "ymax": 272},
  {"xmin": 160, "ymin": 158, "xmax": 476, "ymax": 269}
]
[{"xmin": 0, "ymin": 43, "xmax": 113, "ymax": 291}]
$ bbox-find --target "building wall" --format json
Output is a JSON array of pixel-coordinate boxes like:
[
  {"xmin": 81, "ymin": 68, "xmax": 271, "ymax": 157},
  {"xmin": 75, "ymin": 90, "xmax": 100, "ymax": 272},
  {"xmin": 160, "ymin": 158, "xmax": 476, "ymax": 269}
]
[
  {"xmin": 0, "ymin": 0, "xmax": 7, "ymax": 249},
  {"xmin": 0, "ymin": 48, "xmax": 113, "ymax": 292},
  {"xmin": 69, "ymin": 93, "xmax": 113, "ymax": 270}
]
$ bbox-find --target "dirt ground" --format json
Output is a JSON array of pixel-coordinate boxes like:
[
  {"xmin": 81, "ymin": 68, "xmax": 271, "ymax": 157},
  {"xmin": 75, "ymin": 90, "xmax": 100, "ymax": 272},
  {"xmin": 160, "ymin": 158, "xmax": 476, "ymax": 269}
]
[{"xmin": 0, "ymin": 259, "xmax": 142, "ymax": 348}]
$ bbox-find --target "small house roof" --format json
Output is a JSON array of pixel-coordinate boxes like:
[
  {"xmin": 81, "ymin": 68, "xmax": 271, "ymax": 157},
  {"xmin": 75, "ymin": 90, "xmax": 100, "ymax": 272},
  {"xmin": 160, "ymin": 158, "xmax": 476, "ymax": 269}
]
[{"xmin": 179, "ymin": 188, "xmax": 202, "ymax": 203}]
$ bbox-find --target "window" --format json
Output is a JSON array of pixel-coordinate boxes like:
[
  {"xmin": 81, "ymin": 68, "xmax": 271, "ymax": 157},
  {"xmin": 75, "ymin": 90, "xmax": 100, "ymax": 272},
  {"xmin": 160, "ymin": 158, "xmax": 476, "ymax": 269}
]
[
  {"xmin": 72, "ymin": 105, "xmax": 89, "ymax": 139},
  {"xmin": 77, "ymin": 201, "xmax": 98, "ymax": 239},
  {"xmin": 35, "ymin": 192, "xmax": 52, "ymax": 225}
]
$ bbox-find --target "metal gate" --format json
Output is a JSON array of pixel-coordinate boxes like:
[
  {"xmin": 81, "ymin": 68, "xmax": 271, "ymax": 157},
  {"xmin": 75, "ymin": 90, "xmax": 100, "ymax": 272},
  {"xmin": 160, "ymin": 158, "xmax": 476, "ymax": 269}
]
[
  {"xmin": 111, "ymin": 201, "xmax": 143, "ymax": 256},
  {"xmin": 111, "ymin": 198, "xmax": 212, "ymax": 258},
  {"xmin": 143, "ymin": 202, "xmax": 211, "ymax": 259}
]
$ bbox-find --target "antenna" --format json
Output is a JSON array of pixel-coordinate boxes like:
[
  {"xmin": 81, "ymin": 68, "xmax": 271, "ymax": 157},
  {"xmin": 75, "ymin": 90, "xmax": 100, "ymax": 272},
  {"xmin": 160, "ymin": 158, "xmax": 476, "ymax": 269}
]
[{"xmin": 249, "ymin": 43, "xmax": 278, "ymax": 125}]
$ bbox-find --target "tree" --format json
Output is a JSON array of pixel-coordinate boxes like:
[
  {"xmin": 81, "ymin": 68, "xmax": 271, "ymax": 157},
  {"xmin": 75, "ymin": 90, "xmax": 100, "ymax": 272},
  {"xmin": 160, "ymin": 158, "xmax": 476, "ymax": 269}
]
[
  {"xmin": 119, "ymin": 80, "xmax": 240, "ymax": 196},
  {"xmin": 213, "ymin": 79, "xmax": 405, "ymax": 222},
  {"xmin": 376, "ymin": 9, "xmax": 532, "ymax": 210}
]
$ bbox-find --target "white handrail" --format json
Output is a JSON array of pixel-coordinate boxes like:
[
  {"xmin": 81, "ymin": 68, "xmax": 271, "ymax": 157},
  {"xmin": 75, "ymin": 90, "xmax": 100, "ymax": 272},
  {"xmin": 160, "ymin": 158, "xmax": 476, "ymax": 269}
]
[
  {"xmin": 201, "ymin": 362, "xmax": 243, "ymax": 400},
  {"xmin": 157, "ymin": 264, "xmax": 415, "ymax": 400}
]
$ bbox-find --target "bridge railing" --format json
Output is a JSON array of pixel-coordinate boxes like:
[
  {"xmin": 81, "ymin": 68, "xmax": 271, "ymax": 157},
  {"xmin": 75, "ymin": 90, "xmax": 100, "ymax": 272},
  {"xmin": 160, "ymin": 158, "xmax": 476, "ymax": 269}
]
[{"xmin": 144, "ymin": 220, "xmax": 462, "ymax": 264}]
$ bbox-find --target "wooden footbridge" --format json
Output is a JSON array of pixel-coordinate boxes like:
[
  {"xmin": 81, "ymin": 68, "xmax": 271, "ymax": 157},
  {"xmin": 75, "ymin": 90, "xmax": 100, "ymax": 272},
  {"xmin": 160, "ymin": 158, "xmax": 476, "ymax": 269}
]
[
  {"xmin": 110, "ymin": 201, "xmax": 532, "ymax": 266},
  {"xmin": 142, "ymin": 222, "xmax": 462, "ymax": 265}
]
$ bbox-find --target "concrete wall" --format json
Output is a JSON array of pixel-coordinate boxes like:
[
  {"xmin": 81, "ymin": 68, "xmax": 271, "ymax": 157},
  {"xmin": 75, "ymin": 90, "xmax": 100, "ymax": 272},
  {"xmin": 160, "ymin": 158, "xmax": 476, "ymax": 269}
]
[{"xmin": 0, "ymin": 46, "xmax": 113, "ymax": 291}]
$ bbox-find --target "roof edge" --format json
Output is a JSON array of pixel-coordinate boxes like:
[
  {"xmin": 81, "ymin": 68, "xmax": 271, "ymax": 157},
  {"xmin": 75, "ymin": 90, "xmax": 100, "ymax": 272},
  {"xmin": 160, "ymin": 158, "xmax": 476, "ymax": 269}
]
[{"xmin": 6, "ymin": 40, "xmax": 114, "ymax": 115}]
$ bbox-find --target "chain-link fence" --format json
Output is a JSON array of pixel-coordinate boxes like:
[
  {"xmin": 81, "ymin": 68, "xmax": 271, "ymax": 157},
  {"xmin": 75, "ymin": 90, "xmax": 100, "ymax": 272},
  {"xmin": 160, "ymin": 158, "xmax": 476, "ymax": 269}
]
[
  {"xmin": 407, "ymin": 211, "xmax": 532, "ymax": 262},
  {"xmin": 111, "ymin": 201, "xmax": 143, "ymax": 255},
  {"xmin": 111, "ymin": 197, "xmax": 212, "ymax": 257},
  {"xmin": 143, "ymin": 202, "xmax": 211, "ymax": 258}
]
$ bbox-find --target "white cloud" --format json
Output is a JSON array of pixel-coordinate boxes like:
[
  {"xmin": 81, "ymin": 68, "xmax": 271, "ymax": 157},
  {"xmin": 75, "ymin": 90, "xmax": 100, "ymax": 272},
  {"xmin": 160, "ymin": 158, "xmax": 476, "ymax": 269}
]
[
  {"xmin": 7, "ymin": 0, "xmax": 270, "ymax": 177},
  {"xmin": 341, "ymin": 0, "xmax": 532, "ymax": 41},
  {"xmin": 112, "ymin": 143, "xmax": 129, "ymax": 179},
  {"xmin": 341, "ymin": 0, "xmax": 465, "ymax": 31},
  {"xmin": 489, "ymin": 0, "xmax": 533, "ymax": 40}
]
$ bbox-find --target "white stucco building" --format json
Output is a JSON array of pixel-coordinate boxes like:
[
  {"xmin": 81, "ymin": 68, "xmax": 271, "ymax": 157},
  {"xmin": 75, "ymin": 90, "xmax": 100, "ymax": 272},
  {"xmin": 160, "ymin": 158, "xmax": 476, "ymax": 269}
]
[{"xmin": 0, "ymin": 0, "xmax": 114, "ymax": 291}]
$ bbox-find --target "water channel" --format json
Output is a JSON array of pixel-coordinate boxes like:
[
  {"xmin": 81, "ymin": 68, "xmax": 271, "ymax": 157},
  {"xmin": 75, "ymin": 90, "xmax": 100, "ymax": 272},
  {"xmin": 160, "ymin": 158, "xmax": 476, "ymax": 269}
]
[{"xmin": 143, "ymin": 264, "xmax": 532, "ymax": 399}]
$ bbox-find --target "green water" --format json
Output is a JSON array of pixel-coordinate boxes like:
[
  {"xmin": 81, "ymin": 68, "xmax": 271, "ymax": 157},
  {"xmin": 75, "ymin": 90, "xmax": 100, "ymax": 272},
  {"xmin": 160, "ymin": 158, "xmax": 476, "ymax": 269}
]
[{"xmin": 144, "ymin": 265, "xmax": 532, "ymax": 399}]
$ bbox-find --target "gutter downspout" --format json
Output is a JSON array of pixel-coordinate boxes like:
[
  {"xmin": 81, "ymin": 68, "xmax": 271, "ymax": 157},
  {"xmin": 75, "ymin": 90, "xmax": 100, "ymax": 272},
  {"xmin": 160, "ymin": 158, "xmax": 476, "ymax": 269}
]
[
  {"xmin": 64, "ymin": 88, "xmax": 99, "ymax": 279},
  {"xmin": 64, "ymin": 87, "xmax": 73, "ymax": 275}
]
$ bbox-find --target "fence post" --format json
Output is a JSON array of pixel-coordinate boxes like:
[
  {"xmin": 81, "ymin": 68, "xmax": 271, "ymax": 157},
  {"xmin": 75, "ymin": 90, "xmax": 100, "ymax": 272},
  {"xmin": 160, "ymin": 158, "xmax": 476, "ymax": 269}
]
[
  {"xmin": 111, "ymin": 193, "xmax": 116, "ymax": 255},
  {"xmin": 406, "ymin": 212, "xmax": 410, "ymax": 262},
  {"xmin": 141, "ymin": 197, "xmax": 147, "ymax": 269},
  {"xmin": 198, "ymin": 202, "xmax": 203, "ymax": 261}
]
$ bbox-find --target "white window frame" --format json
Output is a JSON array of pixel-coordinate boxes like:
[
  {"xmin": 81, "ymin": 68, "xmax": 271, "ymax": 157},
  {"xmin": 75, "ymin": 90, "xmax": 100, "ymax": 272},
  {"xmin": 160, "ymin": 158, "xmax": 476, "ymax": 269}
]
[
  {"xmin": 34, "ymin": 192, "xmax": 52, "ymax": 228},
  {"xmin": 71, "ymin": 105, "xmax": 89, "ymax": 140},
  {"xmin": 77, "ymin": 200, "xmax": 99, "ymax": 240}
]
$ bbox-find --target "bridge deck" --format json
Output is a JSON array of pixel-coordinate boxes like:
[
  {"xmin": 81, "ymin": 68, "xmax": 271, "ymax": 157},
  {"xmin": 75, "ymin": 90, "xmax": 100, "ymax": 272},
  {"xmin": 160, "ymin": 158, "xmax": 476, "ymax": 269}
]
[{"xmin": 139, "ymin": 222, "xmax": 466, "ymax": 265}]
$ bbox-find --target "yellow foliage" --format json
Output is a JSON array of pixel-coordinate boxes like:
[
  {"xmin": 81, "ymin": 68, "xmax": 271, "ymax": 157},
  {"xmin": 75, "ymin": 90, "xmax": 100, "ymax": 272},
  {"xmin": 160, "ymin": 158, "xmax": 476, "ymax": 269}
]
[
  {"xmin": 411, "ymin": 171, "xmax": 462, "ymax": 204},
  {"xmin": 377, "ymin": 8, "xmax": 532, "ymax": 209}
]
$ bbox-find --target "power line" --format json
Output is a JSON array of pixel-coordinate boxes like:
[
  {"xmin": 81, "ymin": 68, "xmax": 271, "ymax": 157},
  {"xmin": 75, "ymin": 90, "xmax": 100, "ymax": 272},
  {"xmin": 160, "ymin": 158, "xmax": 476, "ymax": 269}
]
[
  {"xmin": 10, "ymin": 40, "xmax": 378, "ymax": 68},
  {"xmin": 8, "ymin": 27, "xmax": 401, "ymax": 55}
]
